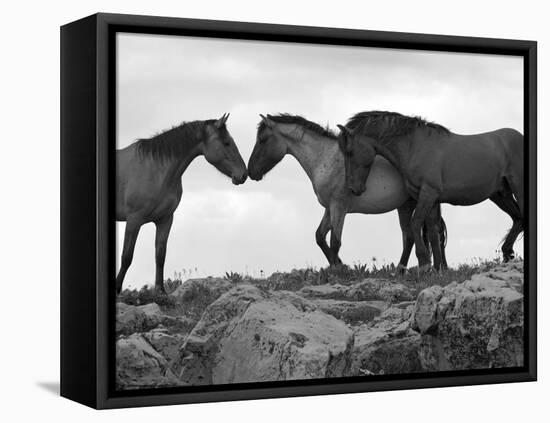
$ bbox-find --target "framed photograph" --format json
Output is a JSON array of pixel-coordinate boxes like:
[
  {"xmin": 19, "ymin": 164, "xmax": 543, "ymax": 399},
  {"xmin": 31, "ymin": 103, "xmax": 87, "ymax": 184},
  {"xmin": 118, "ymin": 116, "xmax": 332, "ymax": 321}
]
[{"xmin": 60, "ymin": 13, "xmax": 537, "ymax": 409}]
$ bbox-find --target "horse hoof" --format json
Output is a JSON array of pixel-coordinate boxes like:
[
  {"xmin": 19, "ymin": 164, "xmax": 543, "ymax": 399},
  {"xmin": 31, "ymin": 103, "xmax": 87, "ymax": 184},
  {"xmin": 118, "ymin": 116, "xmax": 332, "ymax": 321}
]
[
  {"xmin": 418, "ymin": 264, "xmax": 433, "ymax": 274},
  {"xmin": 396, "ymin": 264, "xmax": 407, "ymax": 276},
  {"xmin": 155, "ymin": 287, "xmax": 167, "ymax": 296},
  {"xmin": 503, "ymin": 253, "xmax": 515, "ymax": 263}
]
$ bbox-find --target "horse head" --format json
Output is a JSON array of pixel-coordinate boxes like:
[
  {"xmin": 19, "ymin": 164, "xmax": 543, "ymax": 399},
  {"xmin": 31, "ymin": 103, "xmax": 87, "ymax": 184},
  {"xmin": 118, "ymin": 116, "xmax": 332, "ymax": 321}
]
[
  {"xmin": 337, "ymin": 124, "xmax": 376, "ymax": 196},
  {"xmin": 203, "ymin": 113, "xmax": 248, "ymax": 185},
  {"xmin": 248, "ymin": 114, "xmax": 288, "ymax": 181}
]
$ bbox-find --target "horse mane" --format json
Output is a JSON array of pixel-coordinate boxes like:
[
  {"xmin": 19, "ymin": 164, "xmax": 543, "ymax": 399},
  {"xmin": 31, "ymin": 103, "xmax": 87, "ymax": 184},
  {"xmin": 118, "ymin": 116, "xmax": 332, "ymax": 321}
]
[
  {"xmin": 135, "ymin": 119, "xmax": 216, "ymax": 161},
  {"xmin": 259, "ymin": 113, "xmax": 338, "ymax": 140},
  {"xmin": 346, "ymin": 111, "xmax": 450, "ymax": 142}
]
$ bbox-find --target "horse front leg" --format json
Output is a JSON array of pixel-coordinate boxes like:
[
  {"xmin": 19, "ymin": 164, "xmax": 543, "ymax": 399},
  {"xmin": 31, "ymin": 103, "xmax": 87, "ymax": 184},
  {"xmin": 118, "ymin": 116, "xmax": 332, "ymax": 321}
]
[
  {"xmin": 116, "ymin": 217, "xmax": 143, "ymax": 294},
  {"xmin": 315, "ymin": 208, "xmax": 332, "ymax": 265},
  {"xmin": 396, "ymin": 199, "xmax": 416, "ymax": 274},
  {"xmin": 411, "ymin": 186, "xmax": 439, "ymax": 272},
  {"xmin": 329, "ymin": 203, "xmax": 347, "ymax": 266},
  {"xmin": 154, "ymin": 214, "xmax": 174, "ymax": 295}
]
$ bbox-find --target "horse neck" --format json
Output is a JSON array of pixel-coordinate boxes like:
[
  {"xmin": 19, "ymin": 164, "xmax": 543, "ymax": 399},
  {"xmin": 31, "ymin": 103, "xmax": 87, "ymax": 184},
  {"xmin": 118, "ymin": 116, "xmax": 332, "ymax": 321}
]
[
  {"xmin": 139, "ymin": 141, "xmax": 203, "ymax": 185},
  {"xmin": 281, "ymin": 125, "xmax": 340, "ymax": 183},
  {"xmin": 373, "ymin": 137, "xmax": 409, "ymax": 174},
  {"xmin": 172, "ymin": 145, "xmax": 203, "ymax": 179}
]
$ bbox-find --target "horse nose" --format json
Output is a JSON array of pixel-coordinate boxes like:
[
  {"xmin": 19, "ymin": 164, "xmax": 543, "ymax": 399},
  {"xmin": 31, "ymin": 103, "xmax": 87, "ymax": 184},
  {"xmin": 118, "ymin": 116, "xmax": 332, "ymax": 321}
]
[{"xmin": 233, "ymin": 170, "xmax": 248, "ymax": 185}]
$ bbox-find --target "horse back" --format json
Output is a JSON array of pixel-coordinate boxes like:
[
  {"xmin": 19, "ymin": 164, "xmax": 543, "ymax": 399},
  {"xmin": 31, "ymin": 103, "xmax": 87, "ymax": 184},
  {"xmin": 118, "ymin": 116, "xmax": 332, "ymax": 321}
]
[
  {"xmin": 494, "ymin": 128, "xmax": 523, "ymax": 161},
  {"xmin": 116, "ymin": 145, "xmax": 183, "ymax": 222}
]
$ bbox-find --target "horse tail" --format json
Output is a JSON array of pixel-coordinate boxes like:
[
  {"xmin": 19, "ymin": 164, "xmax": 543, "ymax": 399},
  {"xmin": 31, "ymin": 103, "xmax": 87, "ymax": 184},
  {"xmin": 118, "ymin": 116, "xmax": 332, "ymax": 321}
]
[
  {"xmin": 422, "ymin": 223, "xmax": 431, "ymax": 257},
  {"xmin": 498, "ymin": 193, "xmax": 524, "ymax": 246},
  {"xmin": 422, "ymin": 204, "xmax": 446, "ymax": 252},
  {"xmin": 437, "ymin": 204, "xmax": 448, "ymax": 248}
]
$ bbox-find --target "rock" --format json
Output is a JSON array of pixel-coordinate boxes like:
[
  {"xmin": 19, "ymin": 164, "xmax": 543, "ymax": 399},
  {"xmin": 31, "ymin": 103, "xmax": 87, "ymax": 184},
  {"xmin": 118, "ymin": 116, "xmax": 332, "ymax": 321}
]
[
  {"xmin": 177, "ymin": 284, "xmax": 354, "ymax": 385},
  {"xmin": 312, "ymin": 299, "xmax": 388, "ymax": 325},
  {"xmin": 263, "ymin": 269, "xmax": 318, "ymax": 291},
  {"xmin": 298, "ymin": 279, "xmax": 415, "ymax": 303},
  {"xmin": 484, "ymin": 261, "xmax": 524, "ymax": 293},
  {"xmin": 170, "ymin": 277, "xmax": 232, "ymax": 299},
  {"xmin": 142, "ymin": 327, "xmax": 186, "ymax": 371},
  {"xmin": 170, "ymin": 278, "xmax": 233, "ymax": 317},
  {"xmin": 298, "ymin": 283, "xmax": 348, "ymax": 300},
  {"xmin": 347, "ymin": 279, "xmax": 416, "ymax": 302},
  {"xmin": 116, "ymin": 302, "xmax": 195, "ymax": 336},
  {"xmin": 350, "ymin": 305, "xmax": 422, "ymax": 376},
  {"xmin": 116, "ymin": 333, "xmax": 182, "ymax": 389},
  {"xmin": 116, "ymin": 303, "xmax": 163, "ymax": 335},
  {"xmin": 411, "ymin": 285, "xmax": 445, "ymax": 333},
  {"xmin": 411, "ymin": 261, "xmax": 524, "ymax": 371}
]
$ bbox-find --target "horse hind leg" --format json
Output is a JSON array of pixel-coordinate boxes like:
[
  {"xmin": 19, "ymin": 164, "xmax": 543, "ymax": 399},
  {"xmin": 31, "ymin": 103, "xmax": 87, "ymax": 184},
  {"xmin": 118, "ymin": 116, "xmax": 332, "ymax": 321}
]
[
  {"xmin": 315, "ymin": 209, "xmax": 333, "ymax": 265},
  {"xmin": 328, "ymin": 203, "xmax": 347, "ymax": 267},
  {"xmin": 396, "ymin": 199, "xmax": 416, "ymax": 274},
  {"xmin": 490, "ymin": 192, "xmax": 523, "ymax": 261},
  {"xmin": 116, "ymin": 218, "xmax": 143, "ymax": 294},
  {"xmin": 411, "ymin": 185, "xmax": 439, "ymax": 271},
  {"xmin": 426, "ymin": 205, "xmax": 443, "ymax": 271},
  {"xmin": 430, "ymin": 204, "xmax": 448, "ymax": 270}
]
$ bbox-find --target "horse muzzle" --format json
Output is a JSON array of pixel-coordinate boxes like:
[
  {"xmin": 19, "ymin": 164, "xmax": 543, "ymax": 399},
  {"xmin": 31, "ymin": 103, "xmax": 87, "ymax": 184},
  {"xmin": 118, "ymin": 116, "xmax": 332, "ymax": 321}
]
[
  {"xmin": 247, "ymin": 168, "xmax": 263, "ymax": 181},
  {"xmin": 232, "ymin": 171, "xmax": 248, "ymax": 185}
]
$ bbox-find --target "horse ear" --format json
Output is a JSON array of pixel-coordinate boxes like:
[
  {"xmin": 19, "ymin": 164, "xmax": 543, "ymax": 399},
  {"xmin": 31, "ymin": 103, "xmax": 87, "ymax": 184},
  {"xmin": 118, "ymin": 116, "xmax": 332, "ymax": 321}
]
[
  {"xmin": 337, "ymin": 125, "xmax": 353, "ymax": 153},
  {"xmin": 337, "ymin": 124, "xmax": 350, "ymax": 135},
  {"xmin": 215, "ymin": 113, "xmax": 229, "ymax": 128},
  {"xmin": 260, "ymin": 114, "xmax": 275, "ymax": 129}
]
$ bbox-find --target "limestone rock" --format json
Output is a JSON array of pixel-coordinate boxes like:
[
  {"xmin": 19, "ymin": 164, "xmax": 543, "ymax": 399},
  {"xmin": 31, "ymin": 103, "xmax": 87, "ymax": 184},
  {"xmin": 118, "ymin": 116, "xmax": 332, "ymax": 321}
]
[
  {"xmin": 298, "ymin": 279, "xmax": 414, "ymax": 303},
  {"xmin": 116, "ymin": 333, "xmax": 182, "ymax": 389},
  {"xmin": 312, "ymin": 299, "xmax": 388, "ymax": 325},
  {"xmin": 350, "ymin": 305, "xmax": 422, "ymax": 375},
  {"xmin": 116, "ymin": 302, "xmax": 194, "ymax": 336},
  {"xmin": 411, "ymin": 261, "xmax": 524, "ymax": 370},
  {"xmin": 177, "ymin": 285, "xmax": 354, "ymax": 385}
]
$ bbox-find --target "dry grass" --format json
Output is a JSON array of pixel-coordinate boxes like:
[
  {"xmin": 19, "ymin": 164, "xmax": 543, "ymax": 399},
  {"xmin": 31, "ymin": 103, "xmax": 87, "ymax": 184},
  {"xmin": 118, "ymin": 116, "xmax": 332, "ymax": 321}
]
[{"xmin": 118, "ymin": 258, "xmax": 502, "ymax": 307}]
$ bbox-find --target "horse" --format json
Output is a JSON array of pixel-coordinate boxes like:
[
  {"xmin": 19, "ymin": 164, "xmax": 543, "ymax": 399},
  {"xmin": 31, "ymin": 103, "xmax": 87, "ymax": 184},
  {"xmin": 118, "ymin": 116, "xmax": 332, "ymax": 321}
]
[
  {"xmin": 337, "ymin": 111, "xmax": 523, "ymax": 271},
  {"xmin": 247, "ymin": 113, "xmax": 447, "ymax": 271},
  {"xmin": 116, "ymin": 114, "xmax": 248, "ymax": 294}
]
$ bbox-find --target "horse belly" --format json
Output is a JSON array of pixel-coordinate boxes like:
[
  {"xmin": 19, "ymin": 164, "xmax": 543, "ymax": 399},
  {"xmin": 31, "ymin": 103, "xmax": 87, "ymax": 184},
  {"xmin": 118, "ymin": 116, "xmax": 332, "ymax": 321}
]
[
  {"xmin": 441, "ymin": 177, "xmax": 501, "ymax": 205},
  {"xmin": 441, "ymin": 159, "xmax": 502, "ymax": 205}
]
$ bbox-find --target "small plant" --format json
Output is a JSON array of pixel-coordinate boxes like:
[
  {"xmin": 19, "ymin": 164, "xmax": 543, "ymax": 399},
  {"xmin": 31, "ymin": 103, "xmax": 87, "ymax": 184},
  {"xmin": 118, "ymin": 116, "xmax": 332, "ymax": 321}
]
[
  {"xmin": 352, "ymin": 263, "xmax": 369, "ymax": 278},
  {"xmin": 224, "ymin": 271, "xmax": 244, "ymax": 284},
  {"xmin": 117, "ymin": 284, "xmax": 177, "ymax": 308},
  {"xmin": 163, "ymin": 278, "xmax": 183, "ymax": 294}
]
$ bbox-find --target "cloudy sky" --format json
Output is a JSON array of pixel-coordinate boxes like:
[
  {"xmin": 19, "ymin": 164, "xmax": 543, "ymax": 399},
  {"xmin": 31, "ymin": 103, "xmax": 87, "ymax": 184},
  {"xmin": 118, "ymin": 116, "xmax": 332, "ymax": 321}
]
[{"xmin": 116, "ymin": 32, "xmax": 523, "ymax": 288}]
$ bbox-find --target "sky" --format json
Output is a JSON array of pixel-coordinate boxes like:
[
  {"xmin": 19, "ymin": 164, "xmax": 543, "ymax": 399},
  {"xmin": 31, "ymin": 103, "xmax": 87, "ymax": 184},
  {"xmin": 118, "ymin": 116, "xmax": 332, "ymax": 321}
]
[{"xmin": 116, "ymin": 32, "xmax": 523, "ymax": 288}]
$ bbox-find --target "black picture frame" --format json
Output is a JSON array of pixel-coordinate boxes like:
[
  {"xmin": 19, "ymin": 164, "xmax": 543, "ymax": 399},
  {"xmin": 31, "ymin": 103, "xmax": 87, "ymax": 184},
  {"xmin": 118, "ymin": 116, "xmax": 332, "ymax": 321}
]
[{"xmin": 60, "ymin": 12, "xmax": 537, "ymax": 409}]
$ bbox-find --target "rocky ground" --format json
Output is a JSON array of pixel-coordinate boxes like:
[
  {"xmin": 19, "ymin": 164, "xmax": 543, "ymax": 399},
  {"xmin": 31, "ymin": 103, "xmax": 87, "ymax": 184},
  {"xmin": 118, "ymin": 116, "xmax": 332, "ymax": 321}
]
[{"xmin": 115, "ymin": 261, "xmax": 524, "ymax": 389}]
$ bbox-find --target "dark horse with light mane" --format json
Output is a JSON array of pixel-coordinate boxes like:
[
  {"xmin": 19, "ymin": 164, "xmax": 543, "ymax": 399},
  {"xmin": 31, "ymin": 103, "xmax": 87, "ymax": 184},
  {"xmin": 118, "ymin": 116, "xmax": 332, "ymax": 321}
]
[
  {"xmin": 248, "ymin": 114, "xmax": 447, "ymax": 270},
  {"xmin": 116, "ymin": 114, "xmax": 247, "ymax": 294},
  {"xmin": 338, "ymin": 111, "xmax": 523, "ymax": 271}
]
